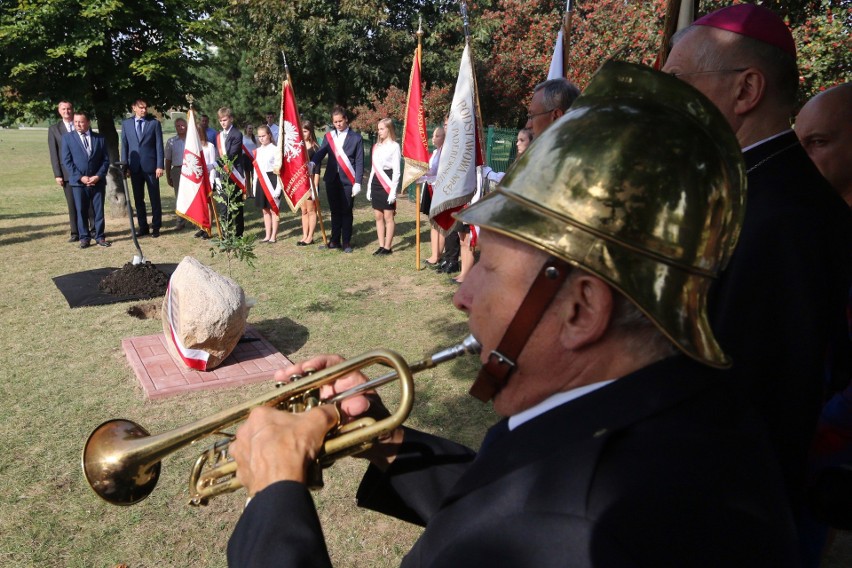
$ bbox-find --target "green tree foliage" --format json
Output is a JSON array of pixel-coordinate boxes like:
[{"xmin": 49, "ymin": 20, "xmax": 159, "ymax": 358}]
[
  {"xmin": 227, "ymin": 0, "xmax": 470, "ymax": 118},
  {"xmin": 0, "ymin": 0, "xmax": 221, "ymax": 155}
]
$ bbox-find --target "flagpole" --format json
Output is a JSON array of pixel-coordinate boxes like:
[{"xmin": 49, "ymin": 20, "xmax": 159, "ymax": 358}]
[
  {"xmin": 562, "ymin": 0, "xmax": 573, "ymax": 78},
  {"xmin": 414, "ymin": 18, "xmax": 424, "ymax": 271},
  {"xmin": 656, "ymin": 0, "xmax": 684, "ymax": 69}
]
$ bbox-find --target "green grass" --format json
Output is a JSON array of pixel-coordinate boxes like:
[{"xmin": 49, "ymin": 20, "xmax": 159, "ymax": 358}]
[
  {"xmin": 2, "ymin": 128, "xmax": 851, "ymax": 567},
  {"xmin": 0, "ymin": 128, "xmax": 495, "ymax": 567}
]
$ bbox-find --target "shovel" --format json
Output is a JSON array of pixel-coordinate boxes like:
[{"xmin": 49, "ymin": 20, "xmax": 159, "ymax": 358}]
[{"xmin": 114, "ymin": 161, "xmax": 146, "ymax": 265}]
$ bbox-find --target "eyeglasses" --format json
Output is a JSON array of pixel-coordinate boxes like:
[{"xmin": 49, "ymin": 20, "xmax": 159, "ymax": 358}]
[
  {"xmin": 526, "ymin": 108, "xmax": 555, "ymax": 121},
  {"xmin": 669, "ymin": 68, "xmax": 747, "ymax": 79}
]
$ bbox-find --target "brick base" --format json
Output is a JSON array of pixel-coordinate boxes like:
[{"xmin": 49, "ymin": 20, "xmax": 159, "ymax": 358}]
[{"xmin": 122, "ymin": 326, "xmax": 293, "ymax": 399}]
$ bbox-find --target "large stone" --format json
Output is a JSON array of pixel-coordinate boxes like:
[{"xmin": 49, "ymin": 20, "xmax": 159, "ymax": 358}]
[{"xmin": 161, "ymin": 256, "xmax": 249, "ymax": 370}]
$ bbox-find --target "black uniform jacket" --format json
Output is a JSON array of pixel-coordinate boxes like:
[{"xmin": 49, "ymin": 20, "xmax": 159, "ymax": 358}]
[{"xmin": 228, "ymin": 355, "xmax": 799, "ymax": 568}]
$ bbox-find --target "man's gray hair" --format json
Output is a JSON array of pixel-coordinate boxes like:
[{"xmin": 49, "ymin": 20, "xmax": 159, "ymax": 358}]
[{"xmin": 532, "ymin": 78, "xmax": 581, "ymax": 113}]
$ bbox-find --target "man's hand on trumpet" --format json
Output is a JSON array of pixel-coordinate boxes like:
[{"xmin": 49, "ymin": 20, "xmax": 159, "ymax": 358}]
[{"xmin": 230, "ymin": 355, "xmax": 403, "ymax": 496}]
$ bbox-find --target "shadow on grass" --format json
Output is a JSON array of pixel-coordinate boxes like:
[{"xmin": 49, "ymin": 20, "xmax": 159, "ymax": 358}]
[{"xmin": 252, "ymin": 316, "xmax": 309, "ymax": 356}]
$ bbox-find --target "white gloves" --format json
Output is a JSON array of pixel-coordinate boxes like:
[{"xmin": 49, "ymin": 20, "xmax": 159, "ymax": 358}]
[
  {"xmin": 352, "ymin": 183, "xmax": 362, "ymax": 197},
  {"xmin": 272, "ymin": 187, "xmax": 282, "ymax": 199},
  {"xmin": 482, "ymin": 166, "xmax": 505, "ymax": 183},
  {"xmin": 307, "ymin": 162, "xmax": 315, "ymax": 174},
  {"xmin": 388, "ymin": 190, "xmax": 397, "ymax": 205},
  {"xmin": 366, "ymin": 186, "xmax": 372, "ymax": 201}
]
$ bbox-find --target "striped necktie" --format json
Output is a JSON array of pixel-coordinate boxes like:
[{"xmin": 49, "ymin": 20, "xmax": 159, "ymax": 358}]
[{"xmin": 81, "ymin": 133, "xmax": 91, "ymax": 155}]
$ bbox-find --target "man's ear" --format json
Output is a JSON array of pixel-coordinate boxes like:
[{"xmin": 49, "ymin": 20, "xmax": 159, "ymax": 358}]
[
  {"xmin": 558, "ymin": 275, "xmax": 613, "ymax": 351},
  {"xmin": 732, "ymin": 68, "xmax": 766, "ymax": 116}
]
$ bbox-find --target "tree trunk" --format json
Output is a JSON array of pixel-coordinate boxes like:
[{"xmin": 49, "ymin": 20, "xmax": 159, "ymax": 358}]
[{"xmin": 94, "ymin": 111, "xmax": 128, "ymax": 219}]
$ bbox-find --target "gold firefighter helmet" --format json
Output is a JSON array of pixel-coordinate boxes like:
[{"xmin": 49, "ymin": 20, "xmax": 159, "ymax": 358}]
[{"xmin": 456, "ymin": 60, "xmax": 746, "ymax": 368}]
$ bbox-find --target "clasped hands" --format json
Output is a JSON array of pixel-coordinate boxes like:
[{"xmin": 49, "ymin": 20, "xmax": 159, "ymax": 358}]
[{"xmin": 230, "ymin": 355, "xmax": 399, "ymax": 497}]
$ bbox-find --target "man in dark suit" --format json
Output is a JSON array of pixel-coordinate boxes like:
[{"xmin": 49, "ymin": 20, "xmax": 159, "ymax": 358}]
[
  {"xmin": 664, "ymin": 8, "xmax": 852, "ymax": 553},
  {"xmin": 48, "ymin": 100, "xmax": 93, "ymax": 242},
  {"xmin": 225, "ymin": 63, "xmax": 799, "ymax": 567},
  {"xmin": 61, "ymin": 111, "xmax": 111, "ymax": 248},
  {"xmin": 120, "ymin": 98, "xmax": 164, "ymax": 237},
  {"xmin": 309, "ymin": 107, "xmax": 363, "ymax": 253},
  {"xmin": 215, "ymin": 107, "xmax": 246, "ymax": 238}
]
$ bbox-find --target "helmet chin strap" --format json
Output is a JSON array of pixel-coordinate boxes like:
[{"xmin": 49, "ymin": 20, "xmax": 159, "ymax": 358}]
[{"xmin": 469, "ymin": 256, "xmax": 573, "ymax": 402}]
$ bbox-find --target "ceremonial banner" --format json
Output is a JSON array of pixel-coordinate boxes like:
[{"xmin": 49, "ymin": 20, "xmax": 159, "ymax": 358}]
[
  {"xmin": 430, "ymin": 42, "xmax": 484, "ymax": 232},
  {"xmin": 276, "ymin": 78, "xmax": 312, "ymax": 211},
  {"xmin": 401, "ymin": 43, "xmax": 429, "ymax": 191},
  {"xmin": 176, "ymin": 109, "xmax": 212, "ymax": 234}
]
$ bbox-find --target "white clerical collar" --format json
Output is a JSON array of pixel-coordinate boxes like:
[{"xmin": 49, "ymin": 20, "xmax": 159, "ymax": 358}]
[
  {"xmin": 742, "ymin": 129, "xmax": 793, "ymax": 153},
  {"xmin": 508, "ymin": 380, "xmax": 615, "ymax": 431}
]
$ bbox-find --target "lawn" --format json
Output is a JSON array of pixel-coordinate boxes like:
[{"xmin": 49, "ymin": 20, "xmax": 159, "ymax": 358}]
[
  {"xmin": 1, "ymin": 127, "xmax": 849, "ymax": 567},
  {"xmin": 0, "ymin": 127, "xmax": 493, "ymax": 567}
]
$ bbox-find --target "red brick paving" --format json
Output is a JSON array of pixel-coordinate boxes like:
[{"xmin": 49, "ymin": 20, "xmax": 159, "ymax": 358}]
[{"xmin": 122, "ymin": 326, "xmax": 293, "ymax": 399}]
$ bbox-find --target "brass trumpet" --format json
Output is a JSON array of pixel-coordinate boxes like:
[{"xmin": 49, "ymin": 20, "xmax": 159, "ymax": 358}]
[{"xmin": 82, "ymin": 335, "xmax": 481, "ymax": 507}]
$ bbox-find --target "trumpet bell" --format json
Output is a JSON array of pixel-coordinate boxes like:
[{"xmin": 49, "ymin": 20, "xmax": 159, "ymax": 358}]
[{"xmin": 83, "ymin": 419, "xmax": 160, "ymax": 506}]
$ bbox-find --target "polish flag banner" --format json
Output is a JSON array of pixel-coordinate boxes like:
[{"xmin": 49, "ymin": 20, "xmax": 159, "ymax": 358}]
[
  {"xmin": 176, "ymin": 109, "xmax": 212, "ymax": 234},
  {"xmin": 276, "ymin": 79, "xmax": 312, "ymax": 211},
  {"xmin": 430, "ymin": 42, "xmax": 484, "ymax": 233},
  {"xmin": 401, "ymin": 43, "xmax": 429, "ymax": 191}
]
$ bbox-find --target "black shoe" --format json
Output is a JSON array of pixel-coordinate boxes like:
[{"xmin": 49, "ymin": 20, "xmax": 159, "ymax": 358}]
[
  {"xmin": 440, "ymin": 262, "xmax": 460, "ymax": 274},
  {"xmin": 68, "ymin": 236, "xmax": 79, "ymax": 243},
  {"xmin": 323, "ymin": 242, "xmax": 340, "ymax": 250},
  {"xmin": 380, "ymin": 248, "xmax": 393, "ymax": 255},
  {"xmin": 96, "ymin": 239, "xmax": 111, "ymax": 247},
  {"xmin": 79, "ymin": 240, "xmax": 90, "ymax": 249},
  {"xmin": 296, "ymin": 241, "xmax": 308, "ymax": 247},
  {"xmin": 151, "ymin": 230, "xmax": 160, "ymax": 238},
  {"xmin": 343, "ymin": 246, "xmax": 354, "ymax": 253},
  {"xmin": 434, "ymin": 260, "xmax": 448, "ymax": 271},
  {"xmin": 194, "ymin": 230, "xmax": 206, "ymax": 238},
  {"xmin": 135, "ymin": 228, "xmax": 150, "ymax": 237},
  {"xmin": 373, "ymin": 247, "xmax": 385, "ymax": 256}
]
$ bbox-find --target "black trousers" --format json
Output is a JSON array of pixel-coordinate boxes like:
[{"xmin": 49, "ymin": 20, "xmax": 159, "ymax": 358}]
[
  {"xmin": 325, "ymin": 178, "xmax": 354, "ymax": 246},
  {"xmin": 129, "ymin": 170, "xmax": 162, "ymax": 231},
  {"xmin": 441, "ymin": 230, "xmax": 460, "ymax": 263}
]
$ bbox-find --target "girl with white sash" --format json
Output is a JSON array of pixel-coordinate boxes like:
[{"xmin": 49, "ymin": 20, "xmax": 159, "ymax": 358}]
[
  {"xmin": 253, "ymin": 125, "xmax": 281, "ymax": 243},
  {"xmin": 366, "ymin": 118, "xmax": 401, "ymax": 255}
]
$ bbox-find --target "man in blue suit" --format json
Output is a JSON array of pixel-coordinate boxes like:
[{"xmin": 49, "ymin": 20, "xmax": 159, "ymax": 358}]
[
  {"xmin": 120, "ymin": 98, "xmax": 165, "ymax": 237},
  {"xmin": 309, "ymin": 107, "xmax": 364, "ymax": 253},
  {"xmin": 61, "ymin": 111, "xmax": 111, "ymax": 248}
]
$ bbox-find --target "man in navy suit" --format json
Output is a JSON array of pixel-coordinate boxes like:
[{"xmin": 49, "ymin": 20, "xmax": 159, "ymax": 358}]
[
  {"xmin": 215, "ymin": 107, "xmax": 246, "ymax": 238},
  {"xmin": 120, "ymin": 98, "xmax": 164, "ymax": 237},
  {"xmin": 226, "ymin": 63, "xmax": 800, "ymax": 567},
  {"xmin": 309, "ymin": 107, "xmax": 364, "ymax": 252},
  {"xmin": 61, "ymin": 111, "xmax": 111, "ymax": 248}
]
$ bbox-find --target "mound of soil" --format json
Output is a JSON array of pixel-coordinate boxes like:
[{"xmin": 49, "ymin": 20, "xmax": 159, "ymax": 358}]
[{"xmin": 99, "ymin": 261, "xmax": 169, "ymax": 299}]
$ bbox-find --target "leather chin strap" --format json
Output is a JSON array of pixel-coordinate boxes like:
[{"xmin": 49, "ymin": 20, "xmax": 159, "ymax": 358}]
[{"xmin": 469, "ymin": 256, "xmax": 573, "ymax": 402}]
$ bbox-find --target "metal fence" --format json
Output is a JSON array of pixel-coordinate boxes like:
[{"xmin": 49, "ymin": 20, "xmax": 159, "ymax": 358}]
[{"xmin": 359, "ymin": 124, "xmax": 520, "ymax": 198}]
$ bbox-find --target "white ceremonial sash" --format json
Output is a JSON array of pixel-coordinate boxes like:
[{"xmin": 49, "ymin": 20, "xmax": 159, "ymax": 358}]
[
  {"xmin": 165, "ymin": 283, "xmax": 210, "ymax": 371},
  {"xmin": 325, "ymin": 131, "xmax": 356, "ymax": 185},
  {"xmin": 252, "ymin": 149, "xmax": 280, "ymax": 215},
  {"xmin": 371, "ymin": 145, "xmax": 394, "ymax": 195},
  {"xmin": 217, "ymin": 133, "xmax": 247, "ymax": 194}
]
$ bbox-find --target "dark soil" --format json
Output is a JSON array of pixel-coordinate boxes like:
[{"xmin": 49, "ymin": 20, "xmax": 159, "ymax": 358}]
[
  {"xmin": 98, "ymin": 261, "xmax": 169, "ymax": 298},
  {"xmin": 127, "ymin": 302, "xmax": 161, "ymax": 320}
]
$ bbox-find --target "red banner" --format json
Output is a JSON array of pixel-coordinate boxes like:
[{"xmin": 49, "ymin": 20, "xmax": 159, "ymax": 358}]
[
  {"xmin": 277, "ymin": 79, "xmax": 312, "ymax": 211},
  {"xmin": 401, "ymin": 44, "xmax": 429, "ymax": 191}
]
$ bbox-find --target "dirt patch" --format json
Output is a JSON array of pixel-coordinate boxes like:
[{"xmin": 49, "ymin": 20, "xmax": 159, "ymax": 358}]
[
  {"xmin": 98, "ymin": 261, "xmax": 169, "ymax": 299},
  {"xmin": 127, "ymin": 301, "xmax": 161, "ymax": 320}
]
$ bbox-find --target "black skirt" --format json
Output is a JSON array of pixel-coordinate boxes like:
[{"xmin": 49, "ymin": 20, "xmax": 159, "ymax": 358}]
[
  {"xmin": 255, "ymin": 172, "xmax": 278, "ymax": 209},
  {"xmin": 370, "ymin": 169, "xmax": 396, "ymax": 211}
]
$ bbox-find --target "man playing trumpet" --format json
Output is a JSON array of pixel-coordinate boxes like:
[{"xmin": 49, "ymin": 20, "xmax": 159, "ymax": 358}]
[{"xmin": 227, "ymin": 62, "xmax": 799, "ymax": 566}]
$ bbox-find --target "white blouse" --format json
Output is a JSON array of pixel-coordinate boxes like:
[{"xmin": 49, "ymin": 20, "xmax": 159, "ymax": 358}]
[
  {"xmin": 254, "ymin": 143, "xmax": 277, "ymax": 173},
  {"xmin": 367, "ymin": 140, "xmax": 401, "ymax": 190}
]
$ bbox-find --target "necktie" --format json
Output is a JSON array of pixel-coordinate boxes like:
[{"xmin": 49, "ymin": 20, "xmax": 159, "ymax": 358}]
[
  {"xmin": 136, "ymin": 119, "xmax": 143, "ymax": 139},
  {"xmin": 81, "ymin": 133, "xmax": 91, "ymax": 155}
]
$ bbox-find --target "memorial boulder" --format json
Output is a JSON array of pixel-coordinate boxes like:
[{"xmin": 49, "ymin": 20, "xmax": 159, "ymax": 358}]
[{"xmin": 162, "ymin": 256, "xmax": 249, "ymax": 371}]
